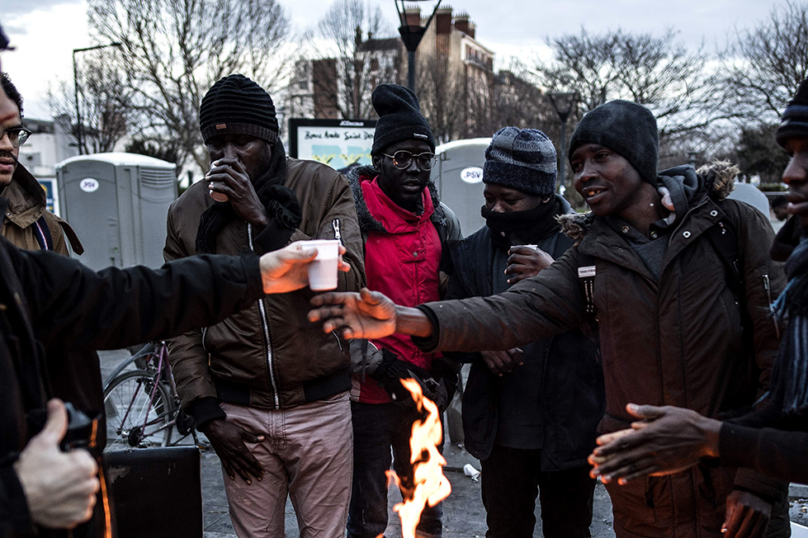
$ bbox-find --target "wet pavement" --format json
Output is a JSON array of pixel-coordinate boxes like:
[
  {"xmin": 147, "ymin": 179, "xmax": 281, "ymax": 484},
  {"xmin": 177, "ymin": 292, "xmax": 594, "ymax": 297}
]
[{"xmin": 99, "ymin": 350, "xmax": 808, "ymax": 538}]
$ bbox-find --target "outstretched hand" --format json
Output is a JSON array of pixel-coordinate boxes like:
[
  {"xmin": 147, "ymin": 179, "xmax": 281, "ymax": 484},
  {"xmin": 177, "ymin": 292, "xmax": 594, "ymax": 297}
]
[
  {"xmin": 588, "ymin": 403, "xmax": 721, "ymax": 485},
  {"xmin": 308, "ymin": 288, "xmax": 398, "ymax": 339},
  {"xmin": 259, "ymin": 242, "xmax": 350, "ymax": 294}
]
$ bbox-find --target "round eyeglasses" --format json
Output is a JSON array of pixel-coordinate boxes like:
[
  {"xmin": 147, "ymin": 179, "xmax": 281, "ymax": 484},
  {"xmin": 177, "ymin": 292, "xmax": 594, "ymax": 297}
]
[
  {"xmin": 383, "ymin": 150, "xmax": 437, "ymax": 171},
  {"xmin": 0, "ymin": 126, "xmax": 32, "ymax": 148}
]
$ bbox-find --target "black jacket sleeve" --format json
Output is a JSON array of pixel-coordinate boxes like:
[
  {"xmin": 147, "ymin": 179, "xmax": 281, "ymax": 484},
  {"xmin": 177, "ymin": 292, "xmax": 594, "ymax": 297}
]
[
  {"xmin": 0, "ymin": 466, "xmax": 33, "ymax": 536},
  {"xmin": 720, "ymin": 412, "xmax": 808, "ymax": 485},
  {"xmin": 8, "ymin": 246, "xmax": 264, "ymax": 351}
]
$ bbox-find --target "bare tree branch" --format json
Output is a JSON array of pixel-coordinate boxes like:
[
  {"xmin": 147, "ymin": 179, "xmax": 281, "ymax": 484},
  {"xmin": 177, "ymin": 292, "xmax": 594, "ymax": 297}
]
[{"xmin": 88, "ymin": 0, "xmax": 292, "ymax": 172}]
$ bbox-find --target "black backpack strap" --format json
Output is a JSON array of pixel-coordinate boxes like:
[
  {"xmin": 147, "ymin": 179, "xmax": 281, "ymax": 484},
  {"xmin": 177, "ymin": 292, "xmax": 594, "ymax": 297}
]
[
  {"xmin": 704, "ymin": 220, "xmax": 745, "ymax": 301},
  {"xmin": 33, "ymin": 215, "xmax": 54, "ymax": 251},
  {"xmin": 704, "ymin": 217, "xmax": 756, "ymax": 375}
]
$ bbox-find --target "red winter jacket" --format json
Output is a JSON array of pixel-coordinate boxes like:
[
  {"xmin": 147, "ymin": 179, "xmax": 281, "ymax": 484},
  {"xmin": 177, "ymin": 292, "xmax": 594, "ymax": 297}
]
[{"xmin": 348, "ymin": 166, "xmax": 461, "ymax": 403}]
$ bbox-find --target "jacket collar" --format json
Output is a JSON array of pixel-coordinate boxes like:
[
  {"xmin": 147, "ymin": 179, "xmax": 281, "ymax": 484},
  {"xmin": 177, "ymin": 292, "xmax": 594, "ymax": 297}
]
[
  {"xmin": 347, "ymin": 164, "xmax": 446, "ymax": 233},
  {"xmin": 361, "ymin": 177, "xmax": 435, "ymax": 233},
  {"xmin": 2, "ymin": 164, "xmax": 47, "ymax": 229},
  {"xmin": 565, "ymin": 162, "xmax": 734, "ymax": 280}
]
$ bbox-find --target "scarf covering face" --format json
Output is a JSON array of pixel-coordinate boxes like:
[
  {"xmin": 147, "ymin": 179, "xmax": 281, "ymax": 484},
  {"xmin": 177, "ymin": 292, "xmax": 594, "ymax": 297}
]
[
  {"xmin": 195, "ymin": 142, "xmax": 302, "ymax": 254},
  {"xmin": 481, "ymin": 196, "xmax": 562, "ymax": 249},
  {"xmin": 771, "ymin": 237, "xmax": 808, "ymax": 415}
]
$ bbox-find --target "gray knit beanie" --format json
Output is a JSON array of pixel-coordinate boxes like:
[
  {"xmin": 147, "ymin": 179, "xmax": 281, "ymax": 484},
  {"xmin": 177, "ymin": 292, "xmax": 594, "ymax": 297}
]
[
  {"xmin": 569, "ymin": 100, "xmax": 659, "ymax": 185},
  {"xmin": 483, "ymin": 127, "xmax": 557, "ymax": 197}
]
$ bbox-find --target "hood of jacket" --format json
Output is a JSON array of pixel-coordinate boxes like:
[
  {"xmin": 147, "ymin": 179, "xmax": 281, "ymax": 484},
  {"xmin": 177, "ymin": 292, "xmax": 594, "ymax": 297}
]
[
  {"xmin": 558, "ymin": 160, "xmax": 739, "ymax": 242},
  {"xmin": 4, "ymin": 163, "xmax": 48, "ymax": 228},
  {"xmin": 347, "ymin": 164, "xmax": 449, "ymax": 233}
]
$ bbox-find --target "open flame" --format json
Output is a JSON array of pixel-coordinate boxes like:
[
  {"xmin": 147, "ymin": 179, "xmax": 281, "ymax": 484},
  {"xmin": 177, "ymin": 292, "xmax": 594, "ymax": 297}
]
[{"xmin": 384, "ymin": 378, "xmax": 452, "ymax": 538}]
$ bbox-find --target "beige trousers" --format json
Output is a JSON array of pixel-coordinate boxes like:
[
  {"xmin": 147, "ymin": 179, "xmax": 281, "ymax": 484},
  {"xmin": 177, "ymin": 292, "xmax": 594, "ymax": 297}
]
[{"xmin": 220, "ymin": 392, "xmax": 353, "ymax": 538}]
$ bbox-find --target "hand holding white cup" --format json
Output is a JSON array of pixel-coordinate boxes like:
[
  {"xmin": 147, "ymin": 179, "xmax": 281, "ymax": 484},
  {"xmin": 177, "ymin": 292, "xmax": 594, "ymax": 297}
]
[
  {"xmin": 207, "ymin": 160, "xmax": 229, "ymax": 202},
  {"xmin": 296, "ymin": 240, "xmax": 341, "ymax": 291}
]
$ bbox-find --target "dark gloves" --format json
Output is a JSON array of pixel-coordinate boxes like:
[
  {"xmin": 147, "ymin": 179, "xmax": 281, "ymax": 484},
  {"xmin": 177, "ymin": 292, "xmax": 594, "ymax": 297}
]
[
  {"xmin": 372, "ymin": 350, "xmax": 448, "ymax": 412},
  {"xmin": 349, "ymin": 340, "xmax": 451, "ymax": 411},
  {"xmin": 430, "ymin": 357, "xmax": 460, "ymax": 404}
]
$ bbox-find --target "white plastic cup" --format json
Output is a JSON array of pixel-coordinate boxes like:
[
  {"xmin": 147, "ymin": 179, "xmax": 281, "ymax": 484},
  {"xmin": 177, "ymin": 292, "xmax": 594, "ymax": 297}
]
[
  {"xmin": 300, "ymin": 239, "xmax": 340, "ymax": 291},
  {"xmin": 511, "ymin": 244, "xmax": 538, "ymax": 251}
]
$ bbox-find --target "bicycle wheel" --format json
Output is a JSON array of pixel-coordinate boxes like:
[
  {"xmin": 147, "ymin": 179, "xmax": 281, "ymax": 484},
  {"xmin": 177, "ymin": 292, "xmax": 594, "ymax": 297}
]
[{"xmin": 103, "ymin": 370, "xmax": 174, "ymax": 451}]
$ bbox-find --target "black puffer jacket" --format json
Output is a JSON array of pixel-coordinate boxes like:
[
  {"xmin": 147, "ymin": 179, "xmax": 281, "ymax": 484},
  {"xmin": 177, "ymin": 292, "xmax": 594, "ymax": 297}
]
[{"xmin": 445, "ymin": 195, "xmax": 605, "ymax": 469}]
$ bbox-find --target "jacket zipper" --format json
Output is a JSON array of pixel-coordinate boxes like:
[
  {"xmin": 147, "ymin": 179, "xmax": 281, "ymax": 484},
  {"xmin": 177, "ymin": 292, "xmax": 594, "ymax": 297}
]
[
  {"xmin": 763, "ymin": 274, "xmax": 781, "ymax": 339},
  {"xmin": 330, "ymin": 217, "xmax": 345, "ymax": 352},
  {"xmin": 248, "ymin": 224, "xmax": 280, "ymax": 409}
]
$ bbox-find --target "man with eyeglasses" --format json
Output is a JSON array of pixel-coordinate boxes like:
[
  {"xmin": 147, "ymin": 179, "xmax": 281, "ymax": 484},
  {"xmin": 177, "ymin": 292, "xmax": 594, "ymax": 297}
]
[
  {"xmin": 0, "ymin": 75, "xmax": 83, "ymax": 261},
  {"xmin": 344, "ymin": 83, "xmax": 461, "ymax": 538}
]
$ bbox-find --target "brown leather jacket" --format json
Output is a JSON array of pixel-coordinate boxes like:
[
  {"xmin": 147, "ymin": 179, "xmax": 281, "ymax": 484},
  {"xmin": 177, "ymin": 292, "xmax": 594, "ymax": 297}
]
[
  {"xmin": 1, "ymin": 164, "xmax": 83, "ymax": 255},
  {"xmin": 164, "ymin": 158, "xmax": 365, "ymax": 421}
]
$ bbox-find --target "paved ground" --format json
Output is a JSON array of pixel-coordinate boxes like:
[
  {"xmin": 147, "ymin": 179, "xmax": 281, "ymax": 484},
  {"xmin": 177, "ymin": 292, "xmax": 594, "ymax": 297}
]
[{"xmin": 99, "ymin": 350, "xmax": 808, "ymax": 538}]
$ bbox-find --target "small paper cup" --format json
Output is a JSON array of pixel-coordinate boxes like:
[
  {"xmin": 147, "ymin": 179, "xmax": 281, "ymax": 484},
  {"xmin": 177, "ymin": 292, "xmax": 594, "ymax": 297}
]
[{"xmin": 299, "ymin": 239, "xmax": 340, "ymax": 291}]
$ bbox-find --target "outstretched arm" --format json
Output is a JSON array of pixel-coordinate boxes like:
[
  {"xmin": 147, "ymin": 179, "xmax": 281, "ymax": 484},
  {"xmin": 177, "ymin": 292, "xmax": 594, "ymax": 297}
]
[
  {"xmin": 310, "ymin": 246, "xmax": 586, "ymax": 353},
  {"xmin": 14, "ymin": 241, "xmax": 339, "ymax": 351}
]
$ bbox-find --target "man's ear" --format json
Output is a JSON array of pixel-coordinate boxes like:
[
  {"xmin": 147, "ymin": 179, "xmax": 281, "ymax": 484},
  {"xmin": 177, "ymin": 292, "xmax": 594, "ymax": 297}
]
[{"xmin": 372, "ymin": 154, "xmax": 381, "ymax": 171}]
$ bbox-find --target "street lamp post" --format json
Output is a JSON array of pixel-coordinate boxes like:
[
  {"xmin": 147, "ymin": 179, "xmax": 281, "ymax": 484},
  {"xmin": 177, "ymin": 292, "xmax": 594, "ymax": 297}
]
[
  {"xmin": 72, "ymin": 42, "xmax": 122, "ymax": 155},
  {"xmin": 394, "ymin": 0, "xmax": 442, "ymax": 92},
  {"xmin": 548, "ymin": 92, "xmax": 577, "ymax": 190}
]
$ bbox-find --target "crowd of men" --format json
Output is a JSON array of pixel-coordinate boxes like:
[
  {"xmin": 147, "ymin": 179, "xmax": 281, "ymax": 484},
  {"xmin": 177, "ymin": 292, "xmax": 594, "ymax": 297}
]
[{"xmin": 2, "ymin": 19, "xmax": 808, "ymax": 538}]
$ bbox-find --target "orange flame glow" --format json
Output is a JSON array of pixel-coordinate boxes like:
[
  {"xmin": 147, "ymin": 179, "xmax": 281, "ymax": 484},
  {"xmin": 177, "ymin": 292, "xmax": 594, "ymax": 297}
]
[{"xmin": 385, "ymin": 378, "xmax": 452, "ymax": 538}]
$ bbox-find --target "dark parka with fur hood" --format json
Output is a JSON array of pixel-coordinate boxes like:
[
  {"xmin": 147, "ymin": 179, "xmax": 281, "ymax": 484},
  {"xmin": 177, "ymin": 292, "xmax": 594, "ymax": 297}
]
[{"xmin": 415, "ymin": 163, "xmax": 790, "ymax": 538}]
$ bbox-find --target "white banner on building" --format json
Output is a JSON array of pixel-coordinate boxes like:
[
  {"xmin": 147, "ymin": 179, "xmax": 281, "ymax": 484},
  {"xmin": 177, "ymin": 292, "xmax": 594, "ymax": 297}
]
[{"xmin": 289, "ymin": 118, "xmax": 376, "ymax": 171}]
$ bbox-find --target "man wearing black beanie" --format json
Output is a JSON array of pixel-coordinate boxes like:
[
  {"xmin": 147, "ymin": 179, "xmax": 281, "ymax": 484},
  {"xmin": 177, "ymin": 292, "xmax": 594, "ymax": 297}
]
[
  {"xmin": 589, "ymin": 75, "xmax": 808, "ymax": 525},
  {"xmin": 343, "ymin": 83, "xmax": 460, "ymax": 538},
  {"xmin": 164, "ymin": 74, "xmax": 366, "ymax": 538},
  {"xmin": 309, "ymin": 99, "xmax": 790, "ymax": 538}
]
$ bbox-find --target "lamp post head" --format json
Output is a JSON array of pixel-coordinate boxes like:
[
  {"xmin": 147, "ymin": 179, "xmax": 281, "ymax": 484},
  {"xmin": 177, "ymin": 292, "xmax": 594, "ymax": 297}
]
[
  {"xmin": 548, "ymin": 91, "xmax": 577, "ymax": 124},
  {"xmin": 394, "ymin": 0, "xmax": 442, "ymax": 52}
]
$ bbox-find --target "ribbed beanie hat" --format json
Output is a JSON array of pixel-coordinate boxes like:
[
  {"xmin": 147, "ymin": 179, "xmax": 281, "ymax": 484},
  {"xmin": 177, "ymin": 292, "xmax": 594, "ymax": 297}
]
[
  {"xmin": 777, "ymin": 79, "xmax": 808, "ymax": 148},
  {"xmin": 483, "ymin": 127, "xmax": 557, "ymax": 196},
  {"xmin": 569, "ymin": 100, "xmax": 659, "ymax": 185},
  {"xmin": 200, "ymin": 74, "xmax": 278, "ymax": 144},
  {"xmin": 371, "ymin": 84, "xmax": 435, "ymax": 155}
]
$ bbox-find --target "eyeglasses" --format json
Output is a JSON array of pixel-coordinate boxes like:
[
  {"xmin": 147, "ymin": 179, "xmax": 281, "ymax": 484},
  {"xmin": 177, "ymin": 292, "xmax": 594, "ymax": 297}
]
[
  {"xmin": 383, "ymin": 150, "xmax": 437, "ymax": 171},
  {"xmin": 0, "ymin": 126, "xmax": 32, "ymax": 148}
]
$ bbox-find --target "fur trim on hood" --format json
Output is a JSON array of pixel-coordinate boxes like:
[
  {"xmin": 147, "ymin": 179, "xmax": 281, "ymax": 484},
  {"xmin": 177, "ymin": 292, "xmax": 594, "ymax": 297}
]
[
  {"xmin": 558, "ymin": 160, "xmax": 739, "ymax": 242},
  {"xmin": 346, "ymin": 164, "xmax": 447, "ymax": 233}
]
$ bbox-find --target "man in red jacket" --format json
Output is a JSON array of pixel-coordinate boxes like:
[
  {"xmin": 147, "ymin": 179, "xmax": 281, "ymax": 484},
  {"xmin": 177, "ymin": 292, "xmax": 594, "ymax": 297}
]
[{"xmin": 345, "ymin": 84, "xmax": 461, "ymax": 538}]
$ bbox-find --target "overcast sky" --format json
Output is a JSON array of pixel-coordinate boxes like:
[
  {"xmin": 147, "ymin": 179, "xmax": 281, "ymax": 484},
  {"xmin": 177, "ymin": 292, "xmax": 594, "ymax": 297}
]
[{"xmin": 1, "ymin": 0, "xmax": 784, "ymax": 119}]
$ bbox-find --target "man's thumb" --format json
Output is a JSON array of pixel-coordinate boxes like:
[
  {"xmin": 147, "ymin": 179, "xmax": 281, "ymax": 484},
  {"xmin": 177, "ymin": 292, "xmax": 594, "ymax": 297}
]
[
  {"xmin": 626, "ymin": 403, "xmax": 663, "ymax": 420},
  {"xmin": 360, "ymin": 288, "xmax": 380, "ymax": 304},
  {"xmin": 39, "ymin": 398, "xmax": 68, "ymax": 445}
]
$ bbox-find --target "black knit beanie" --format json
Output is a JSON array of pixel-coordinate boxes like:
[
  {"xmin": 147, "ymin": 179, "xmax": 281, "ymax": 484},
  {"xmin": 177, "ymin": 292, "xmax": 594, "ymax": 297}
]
[
  {"xmin": 371, "ymin": 84, "xmax": 435, "ymax": 155},
  {"xmin": 483, "ymin": 127, "xmax": 557, "ymax": 196},
  {"xmin": 777, "ymin": 79, "xmax": 808, "ymax": 148},
  {"xmin": 569, "ymin": 100, "xmax": 659, "ymax": 185},
  {"xmin": 200, "ymin": 74, "xmax": 278, "ymax": 144}
]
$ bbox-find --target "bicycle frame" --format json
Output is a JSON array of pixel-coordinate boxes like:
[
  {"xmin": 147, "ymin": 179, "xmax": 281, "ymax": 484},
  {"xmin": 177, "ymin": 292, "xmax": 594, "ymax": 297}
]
[{"xmin": 106, "ymin": 342, "xmax": 179, "ymax": 445}]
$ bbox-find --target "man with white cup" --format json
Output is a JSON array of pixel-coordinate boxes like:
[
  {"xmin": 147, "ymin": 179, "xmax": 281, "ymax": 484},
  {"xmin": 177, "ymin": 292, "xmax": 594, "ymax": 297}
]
[
  {"xmin": 443, "ymin": 127, "xmax": 604, "ymax": 538},
  {"xmin": 163, "ymin": 74, "xmax": 365, "ymax": 538}
]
